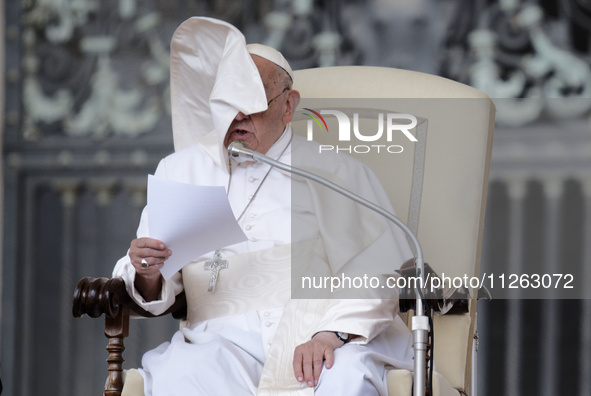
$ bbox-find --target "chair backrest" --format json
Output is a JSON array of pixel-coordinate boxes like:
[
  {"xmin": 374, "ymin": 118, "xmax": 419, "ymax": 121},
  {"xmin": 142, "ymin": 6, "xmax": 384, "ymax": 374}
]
[{"xmin": 292, "ymin": 66, "xmax": 495, "ymax": 393}]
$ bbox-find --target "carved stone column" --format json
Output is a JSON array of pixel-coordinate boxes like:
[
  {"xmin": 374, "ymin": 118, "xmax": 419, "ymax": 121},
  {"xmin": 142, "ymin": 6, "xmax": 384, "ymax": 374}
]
[
  {"xmin": 579, "ymin": 179, "xmax": 591, "ymax": 396},
  {"xmin": 54, "ymin": 179, "xmax": 81, "ymax": 396},
  {"xmin": 0, "ymin": 0, "xmax": 4, "ymax": 283},
  {"xmin": 539, "ymin": 177, "xmax": 564, "ymax": 396},
  {"xmin": 504, "ymin": 177, "xmax": 527, "ymax": 396}
]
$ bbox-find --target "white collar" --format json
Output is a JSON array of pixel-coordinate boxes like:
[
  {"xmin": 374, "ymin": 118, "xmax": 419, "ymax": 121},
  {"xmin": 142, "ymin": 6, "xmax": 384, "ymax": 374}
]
[{"xmin": 264, "ymin": 125, "xmax": 292, "ymax": 160}]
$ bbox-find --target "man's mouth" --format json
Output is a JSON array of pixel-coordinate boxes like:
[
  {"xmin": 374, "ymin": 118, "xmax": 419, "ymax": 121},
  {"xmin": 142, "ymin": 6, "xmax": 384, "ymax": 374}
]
[
  {"xmin": 225, "ymin": 128, "xmax": 254, "ymax": 148},
  {"xmin": 231, "ymin": 129, "xmax": 254, "ymax": 140}
]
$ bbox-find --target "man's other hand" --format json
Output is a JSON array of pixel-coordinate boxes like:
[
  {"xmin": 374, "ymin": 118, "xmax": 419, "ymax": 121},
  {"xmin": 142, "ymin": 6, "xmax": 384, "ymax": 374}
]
[{"xmin": 293, "ymin": 331, "xmax": 344, "ymax": 388}]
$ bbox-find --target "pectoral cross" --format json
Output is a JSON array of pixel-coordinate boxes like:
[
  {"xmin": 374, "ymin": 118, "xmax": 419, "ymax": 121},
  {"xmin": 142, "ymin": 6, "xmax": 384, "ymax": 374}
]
[{"xmin": 204, "ymin": 250, "xmax": 228, "ymax": 293}]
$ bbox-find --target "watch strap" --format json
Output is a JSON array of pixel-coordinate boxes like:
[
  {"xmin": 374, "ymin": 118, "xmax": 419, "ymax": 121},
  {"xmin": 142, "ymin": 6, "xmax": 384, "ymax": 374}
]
[{"xmin": 334, "ymin": 331, "xmax": 350, "ymax": 343}]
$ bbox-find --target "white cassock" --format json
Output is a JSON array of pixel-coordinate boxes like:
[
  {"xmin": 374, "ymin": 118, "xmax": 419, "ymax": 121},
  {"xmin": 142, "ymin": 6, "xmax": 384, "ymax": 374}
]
[{"xmin": 112, "ymin": 17, "xmax": 415, "ymax": 396}]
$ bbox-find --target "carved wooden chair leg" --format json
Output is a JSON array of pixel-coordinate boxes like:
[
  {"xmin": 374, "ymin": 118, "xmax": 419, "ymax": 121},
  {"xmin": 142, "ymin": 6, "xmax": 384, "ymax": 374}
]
[
  {"xmin": 73, "ymin": 276, "xmax": 185, "ymax": 395},
  {"xmin": 104, "ymin": 307, "xmax": 129, "ymax": 396}
]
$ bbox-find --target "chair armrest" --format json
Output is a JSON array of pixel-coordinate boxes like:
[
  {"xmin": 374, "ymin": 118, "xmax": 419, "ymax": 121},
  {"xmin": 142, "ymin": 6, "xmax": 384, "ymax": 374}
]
[
  {"xmin": 397, "ymin": 260, "xmax": 471, "ymax": 315},
  {"xmin": 72, "ymin": 277, "xmax": 186, "ymax": 396},
  {"xmin": 72, "ymin": 276, "xmax": 187, "ymax": 320}
]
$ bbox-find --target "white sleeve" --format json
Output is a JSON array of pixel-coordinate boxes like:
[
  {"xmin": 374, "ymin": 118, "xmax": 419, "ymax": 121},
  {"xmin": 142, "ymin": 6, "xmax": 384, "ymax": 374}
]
[
  {"xmin": 312, "ymin": 298, "xmax": 398, "ymax": 344},
  {"xmin": 112, "ymin": 264, "xmax": 183, "ymax": 316}
]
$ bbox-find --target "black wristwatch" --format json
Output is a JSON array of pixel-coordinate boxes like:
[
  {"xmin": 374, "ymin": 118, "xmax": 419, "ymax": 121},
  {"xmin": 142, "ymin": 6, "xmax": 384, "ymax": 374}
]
[{"xmin": 334, "ymin": 331, "xmax": 350, "ymax": 343}]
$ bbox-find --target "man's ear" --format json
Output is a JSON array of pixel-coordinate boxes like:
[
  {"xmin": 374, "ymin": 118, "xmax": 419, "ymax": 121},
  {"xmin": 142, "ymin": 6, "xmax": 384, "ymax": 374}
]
[{"xmin": 283, "ymin": 90, "xmax": 301, "ymax": 124}]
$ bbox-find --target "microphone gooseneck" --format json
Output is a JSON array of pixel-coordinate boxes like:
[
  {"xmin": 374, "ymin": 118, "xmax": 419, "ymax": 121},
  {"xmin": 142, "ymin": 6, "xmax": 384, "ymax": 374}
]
[
  {"xmin": 226, "ymin": 141, "xmax": 430, "ymax": 396},
  {"xmin": 226, "ymin": 141, "xmax": 425, "ymax": 297}
]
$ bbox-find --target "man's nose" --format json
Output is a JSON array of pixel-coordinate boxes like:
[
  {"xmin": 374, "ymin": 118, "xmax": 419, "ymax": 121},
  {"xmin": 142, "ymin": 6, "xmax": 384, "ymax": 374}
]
[{"xmin": 234, "ymin": 112, "xmax": 250, "ymax": 121}]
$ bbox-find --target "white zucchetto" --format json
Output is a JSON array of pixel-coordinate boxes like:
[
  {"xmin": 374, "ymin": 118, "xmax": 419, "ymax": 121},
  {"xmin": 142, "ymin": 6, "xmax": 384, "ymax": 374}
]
[{"xmin": 246, "ymin": 43, "xmax": 294, "ymax": 83}]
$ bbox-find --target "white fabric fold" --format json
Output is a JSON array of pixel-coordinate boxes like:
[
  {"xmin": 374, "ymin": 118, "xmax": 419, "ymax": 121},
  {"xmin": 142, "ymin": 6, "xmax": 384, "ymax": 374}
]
[{"xmin": 170, "ymin": 17, "xmax": 268, "ymax": 168}]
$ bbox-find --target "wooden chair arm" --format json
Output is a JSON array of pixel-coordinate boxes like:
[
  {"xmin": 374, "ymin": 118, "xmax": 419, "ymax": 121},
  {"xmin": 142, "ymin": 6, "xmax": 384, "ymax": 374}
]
[
  {"xmin": 72, "ymin": 276, "xmax": 187, "ymax": 320},
  {"xmin": 72, "ymin": 277, "xmax": 186, "ymax": 396}
]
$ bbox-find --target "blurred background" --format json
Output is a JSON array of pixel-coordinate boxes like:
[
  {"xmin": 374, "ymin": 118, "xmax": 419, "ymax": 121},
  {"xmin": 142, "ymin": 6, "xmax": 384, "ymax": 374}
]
[{"xmin": 1, "ymin": 0, "xmax": 591, "ymax": 395}]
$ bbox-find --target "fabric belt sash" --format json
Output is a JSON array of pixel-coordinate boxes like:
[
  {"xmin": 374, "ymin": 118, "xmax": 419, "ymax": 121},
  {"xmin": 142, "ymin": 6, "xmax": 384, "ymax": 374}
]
[{"xmin": 182, "ymin": 245, "xmax": 292, "ymax": 326}]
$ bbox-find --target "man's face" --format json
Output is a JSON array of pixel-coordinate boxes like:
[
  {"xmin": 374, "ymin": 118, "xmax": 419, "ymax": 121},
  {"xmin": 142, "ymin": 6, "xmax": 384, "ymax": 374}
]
[{"xmin": 224, "ymin": 55, "xmax": 299, "ymax": 154}]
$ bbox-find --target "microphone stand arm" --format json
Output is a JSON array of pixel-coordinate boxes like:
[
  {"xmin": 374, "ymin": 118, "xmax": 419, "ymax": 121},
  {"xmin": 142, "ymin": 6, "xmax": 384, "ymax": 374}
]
[{"xmin": 229, "ymin": 143, "xmax": 430, "ymax": 396}]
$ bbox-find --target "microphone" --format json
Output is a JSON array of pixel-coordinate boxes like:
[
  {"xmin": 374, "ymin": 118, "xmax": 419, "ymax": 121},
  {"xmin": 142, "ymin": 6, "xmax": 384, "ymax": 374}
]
[
  {"xmin": 228, "ymin": 141, "xmax": 257, "ymax": 162},
  {"xmin": 228, "ymin": 140, "xmax": 431, "ymax": 396}
]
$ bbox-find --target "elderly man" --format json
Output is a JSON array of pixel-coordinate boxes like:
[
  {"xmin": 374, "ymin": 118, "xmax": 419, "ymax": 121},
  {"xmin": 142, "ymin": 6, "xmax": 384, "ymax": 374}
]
[{"xmin": 113, "ymin": 17, "xmax": 413, "ymax": 395}]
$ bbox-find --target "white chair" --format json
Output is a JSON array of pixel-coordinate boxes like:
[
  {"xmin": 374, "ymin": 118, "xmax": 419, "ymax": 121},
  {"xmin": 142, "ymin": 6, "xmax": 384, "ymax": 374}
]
[
  {"xmin": 291, "ymin": 66, "xmax": 495, "ymax": 396},
  {"xmin": 73, "ymin": 65, "xmax": 495, "ymax": 396}
]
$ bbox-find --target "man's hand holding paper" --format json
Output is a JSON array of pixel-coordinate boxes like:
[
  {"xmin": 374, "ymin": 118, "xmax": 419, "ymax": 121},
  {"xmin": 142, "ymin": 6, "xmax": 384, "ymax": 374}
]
[{"xmin": 144, "ymin": 174, "xmax": 248, "ymax": 281}]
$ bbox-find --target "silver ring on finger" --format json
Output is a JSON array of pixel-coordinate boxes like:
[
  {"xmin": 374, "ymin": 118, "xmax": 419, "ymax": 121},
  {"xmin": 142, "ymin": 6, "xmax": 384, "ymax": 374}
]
[{"xmin": 141, "ymin": 258, "xmax": 150, "ymax": 268}]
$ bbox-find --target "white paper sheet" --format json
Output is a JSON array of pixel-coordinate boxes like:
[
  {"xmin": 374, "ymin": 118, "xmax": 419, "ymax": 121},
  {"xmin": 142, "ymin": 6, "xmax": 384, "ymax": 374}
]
[{"xmin": 147, "ymin": 174, "xmax": 247, "ymax": 280}]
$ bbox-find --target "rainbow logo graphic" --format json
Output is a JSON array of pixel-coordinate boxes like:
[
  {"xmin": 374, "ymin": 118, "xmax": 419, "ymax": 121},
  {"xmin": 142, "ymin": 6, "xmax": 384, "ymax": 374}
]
[{"xmin": 302, "ymin": 108, "xmax": 329, "ymax": 133}]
